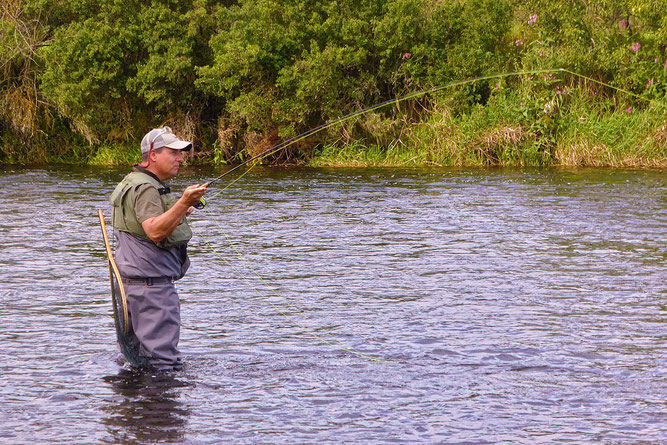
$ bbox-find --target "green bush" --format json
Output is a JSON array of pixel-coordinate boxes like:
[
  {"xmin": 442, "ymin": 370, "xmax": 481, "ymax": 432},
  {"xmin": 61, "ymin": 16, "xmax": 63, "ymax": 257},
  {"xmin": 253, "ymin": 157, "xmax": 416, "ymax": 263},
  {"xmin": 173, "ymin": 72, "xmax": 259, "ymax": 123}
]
[
  {"xmin": 0, "ymin": 0, "xmax": 665, "ymax": 165},
  {"xmin": 198, "ymin": 0, "xmax": 513, "ymax": 149},
  {"xmin": 36, "ymin": 0, "xmax": 217, "ymax": 143}
]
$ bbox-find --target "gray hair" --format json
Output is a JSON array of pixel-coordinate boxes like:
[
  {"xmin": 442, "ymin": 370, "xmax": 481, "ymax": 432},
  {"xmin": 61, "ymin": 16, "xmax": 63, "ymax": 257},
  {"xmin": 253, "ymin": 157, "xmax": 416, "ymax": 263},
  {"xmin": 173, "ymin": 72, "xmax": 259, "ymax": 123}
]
[{"xmin": 141, "ymin": 146, "xmax": 163, "ymax": 163}]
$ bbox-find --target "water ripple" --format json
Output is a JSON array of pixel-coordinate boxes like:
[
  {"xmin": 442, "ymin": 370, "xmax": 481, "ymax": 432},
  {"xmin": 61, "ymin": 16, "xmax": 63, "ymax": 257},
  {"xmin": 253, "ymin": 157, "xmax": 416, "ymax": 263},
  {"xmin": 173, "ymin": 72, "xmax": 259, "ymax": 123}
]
[{"xmin": 0, "ymin": 166, "xmax": 664, "ymax": 443}]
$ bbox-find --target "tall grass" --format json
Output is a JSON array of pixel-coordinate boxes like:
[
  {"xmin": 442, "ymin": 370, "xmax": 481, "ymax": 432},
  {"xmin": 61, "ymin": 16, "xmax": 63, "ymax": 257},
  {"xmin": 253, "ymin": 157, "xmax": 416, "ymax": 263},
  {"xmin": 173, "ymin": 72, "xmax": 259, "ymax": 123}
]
[
  {"xmin": 309, "ymin": 86, "xmax": 667, "ymax": 168},
  {"xmin": 89, "ymin": 144, "xmax": 140, "ymax": 166}
]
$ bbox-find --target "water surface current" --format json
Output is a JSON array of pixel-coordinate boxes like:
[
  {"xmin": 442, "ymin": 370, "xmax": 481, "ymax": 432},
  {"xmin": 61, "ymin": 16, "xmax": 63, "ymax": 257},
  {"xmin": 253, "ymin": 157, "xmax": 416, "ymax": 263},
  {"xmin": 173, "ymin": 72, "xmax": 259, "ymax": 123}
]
[{"xmin": 0, "ymin": 166, "xmax": 665, "ymax": 443}]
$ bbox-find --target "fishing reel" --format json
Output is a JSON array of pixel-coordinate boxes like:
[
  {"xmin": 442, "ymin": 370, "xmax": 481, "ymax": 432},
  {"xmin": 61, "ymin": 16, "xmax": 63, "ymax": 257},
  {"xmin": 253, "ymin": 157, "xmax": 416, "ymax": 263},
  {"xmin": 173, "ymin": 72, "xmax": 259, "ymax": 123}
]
[{"xmin": 194, "ymin": 198, "xmax": 206, "ymax": 210}]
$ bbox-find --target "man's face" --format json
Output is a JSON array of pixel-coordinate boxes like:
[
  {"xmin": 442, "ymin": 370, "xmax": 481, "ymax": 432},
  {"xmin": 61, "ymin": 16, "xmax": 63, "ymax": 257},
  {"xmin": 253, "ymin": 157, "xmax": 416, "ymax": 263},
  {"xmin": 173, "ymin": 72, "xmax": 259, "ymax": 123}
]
[{"xmin": 151, "ymin": 147, "xmax": 185, "ymax": 181}]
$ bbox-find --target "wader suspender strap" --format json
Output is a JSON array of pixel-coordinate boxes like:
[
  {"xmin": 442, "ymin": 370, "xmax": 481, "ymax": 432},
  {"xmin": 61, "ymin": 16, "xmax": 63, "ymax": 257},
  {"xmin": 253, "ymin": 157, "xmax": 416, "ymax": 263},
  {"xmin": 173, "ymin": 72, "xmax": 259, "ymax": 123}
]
[{"xmin": 133, "ymin": 164, "xmax": 171, "ymax": 195}]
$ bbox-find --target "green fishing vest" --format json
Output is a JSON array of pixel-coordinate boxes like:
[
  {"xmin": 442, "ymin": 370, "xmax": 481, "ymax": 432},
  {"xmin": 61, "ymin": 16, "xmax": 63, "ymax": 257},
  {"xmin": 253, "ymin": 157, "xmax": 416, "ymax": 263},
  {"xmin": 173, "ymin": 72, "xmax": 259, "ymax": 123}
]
[{"xmin": 110, "ymin": 171, "xmax": 192, "ymax": 249}]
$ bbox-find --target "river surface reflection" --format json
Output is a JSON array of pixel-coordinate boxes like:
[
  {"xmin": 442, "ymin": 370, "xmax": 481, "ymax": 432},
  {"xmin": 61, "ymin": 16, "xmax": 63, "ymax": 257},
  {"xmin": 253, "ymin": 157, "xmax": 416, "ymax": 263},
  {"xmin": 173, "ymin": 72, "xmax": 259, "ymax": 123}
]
[
  {"xmin": 0, "ymin": 166, "xmax": 664, "ymax": 443},
  {"xmin": 102, "ymin": 370, "xmax": 191, "ymax": 444}
]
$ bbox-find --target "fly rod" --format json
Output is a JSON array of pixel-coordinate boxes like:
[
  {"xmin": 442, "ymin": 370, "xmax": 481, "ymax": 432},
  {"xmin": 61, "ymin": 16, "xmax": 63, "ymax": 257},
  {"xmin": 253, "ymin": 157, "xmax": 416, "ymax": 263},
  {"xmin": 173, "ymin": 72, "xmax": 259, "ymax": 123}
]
[
  {"xmin": 202, "ymin": 67, "xmax": 665, "ymax": 191},
  {"xmin": 203, "ymin": 68, "xmax": 567, "ymax": 188}
]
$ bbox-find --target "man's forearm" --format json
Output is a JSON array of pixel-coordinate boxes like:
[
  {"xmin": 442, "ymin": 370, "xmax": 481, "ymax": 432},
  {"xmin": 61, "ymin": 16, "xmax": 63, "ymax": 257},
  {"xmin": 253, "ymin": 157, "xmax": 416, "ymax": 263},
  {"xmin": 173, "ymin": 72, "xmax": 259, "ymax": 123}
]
[{"xmin": 141, "ymin": 200, "xmax": 190, "ymax": 243}]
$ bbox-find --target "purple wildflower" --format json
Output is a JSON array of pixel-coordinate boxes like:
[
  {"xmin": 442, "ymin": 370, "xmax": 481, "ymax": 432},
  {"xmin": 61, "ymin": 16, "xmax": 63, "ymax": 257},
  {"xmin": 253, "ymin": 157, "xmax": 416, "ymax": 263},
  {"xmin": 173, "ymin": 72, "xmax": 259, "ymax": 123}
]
[
  {"xmin": 647, "ymin": 79, "xmax": 654, "ymax": 88},
  {"xmin": 631, "ymin": 42, "xmax": 640, "ymax": 53},
  {"xmin": 528, "ymin": 14, "xmax": 537, "ymax": 25},
  {"xmin": 619, "ymin": 18, "xmax": 628, "ymax": 29},
  {"xmin": 514, "ymin": 39, "xmax": 523, "ymax": 47},
  {"xmin": 625, "ymin": 106, "xmax": 632, "ymax": 114},
  {"xmin": 402, "ymin": 52, "xmax": 411, "ymax": 60}
]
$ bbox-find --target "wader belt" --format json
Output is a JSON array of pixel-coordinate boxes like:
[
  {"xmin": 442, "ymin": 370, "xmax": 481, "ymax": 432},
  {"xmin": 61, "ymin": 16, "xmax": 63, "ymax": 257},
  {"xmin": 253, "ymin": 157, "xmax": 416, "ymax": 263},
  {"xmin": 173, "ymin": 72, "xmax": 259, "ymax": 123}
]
[{"xmin": 122, "ymin": 277, "xmax": 175, "ymax": 286}]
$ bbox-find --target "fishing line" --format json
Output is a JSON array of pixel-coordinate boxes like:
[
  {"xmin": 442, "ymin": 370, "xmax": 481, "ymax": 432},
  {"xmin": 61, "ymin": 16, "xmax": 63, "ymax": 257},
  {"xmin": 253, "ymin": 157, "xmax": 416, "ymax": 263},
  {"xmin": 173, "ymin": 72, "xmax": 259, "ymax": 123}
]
[
  {"xmin": 196, "ymin": 209, "xmax": 397, "ymax": 364},
  {"xmin": 198, "ymin": 208, "xmax": 322, "ymax": 322},
  {"xmin": 194, "ymin": 67, "xmax": 664, "ymax": 363},
  {"xmin": 559, "ymin": 68, "xmax": 667, "ymax": 109}
]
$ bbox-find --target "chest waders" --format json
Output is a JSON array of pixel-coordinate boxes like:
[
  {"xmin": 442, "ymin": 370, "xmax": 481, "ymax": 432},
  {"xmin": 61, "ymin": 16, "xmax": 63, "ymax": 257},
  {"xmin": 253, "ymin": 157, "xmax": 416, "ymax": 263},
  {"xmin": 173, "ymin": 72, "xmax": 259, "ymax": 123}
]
[{"xmin": 103, "ymin": 169, "xmax": 192, "ymax": 369}]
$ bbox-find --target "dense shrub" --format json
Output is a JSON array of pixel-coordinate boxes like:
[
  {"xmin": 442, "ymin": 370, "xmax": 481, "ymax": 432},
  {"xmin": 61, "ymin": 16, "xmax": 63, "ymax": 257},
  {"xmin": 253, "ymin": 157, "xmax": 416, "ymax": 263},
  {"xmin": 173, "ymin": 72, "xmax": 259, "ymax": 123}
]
[{"xmin": 0, "ymin": 0, "xmax": 665, "ymax": 165}]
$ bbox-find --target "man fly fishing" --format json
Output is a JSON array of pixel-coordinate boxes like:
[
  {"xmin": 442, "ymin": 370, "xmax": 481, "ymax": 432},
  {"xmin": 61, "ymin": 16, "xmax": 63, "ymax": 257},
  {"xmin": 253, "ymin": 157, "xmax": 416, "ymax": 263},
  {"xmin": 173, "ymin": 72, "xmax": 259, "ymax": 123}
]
[{"xmin": 109, "ymin": 127, "xmax": 207, "ymax": 371}]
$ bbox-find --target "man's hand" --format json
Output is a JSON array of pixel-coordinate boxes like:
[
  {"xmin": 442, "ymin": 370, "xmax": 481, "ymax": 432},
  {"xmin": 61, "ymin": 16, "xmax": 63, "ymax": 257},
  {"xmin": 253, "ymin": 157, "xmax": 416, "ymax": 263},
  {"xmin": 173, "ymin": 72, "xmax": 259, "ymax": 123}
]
[{"xmin": 180, "ymin": 183, "xmax": 208, "ymax": 208}]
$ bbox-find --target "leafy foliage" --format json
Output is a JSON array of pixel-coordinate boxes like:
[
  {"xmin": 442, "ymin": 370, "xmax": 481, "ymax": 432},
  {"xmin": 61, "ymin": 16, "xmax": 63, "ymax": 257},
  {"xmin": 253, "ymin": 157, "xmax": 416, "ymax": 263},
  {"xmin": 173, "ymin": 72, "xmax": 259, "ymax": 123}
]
[
  {"xmin": 198, "ymin": 0, "xmax": 513, "ymax": 136},
  {"xmin": 0, "ymin": 0, "xmax": 665, "ymax": 165},
  {"xmin": 35, "ymin": 0, "xmax": 217, "ymax": 143}
]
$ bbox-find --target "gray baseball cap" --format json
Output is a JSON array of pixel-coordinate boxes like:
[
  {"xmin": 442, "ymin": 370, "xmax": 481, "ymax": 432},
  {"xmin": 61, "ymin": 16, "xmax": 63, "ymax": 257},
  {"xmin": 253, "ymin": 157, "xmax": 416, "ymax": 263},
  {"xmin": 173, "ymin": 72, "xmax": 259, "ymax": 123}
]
[{"xmin": 141, "ymin": 127, "xmax": 192, "ymax": 154}]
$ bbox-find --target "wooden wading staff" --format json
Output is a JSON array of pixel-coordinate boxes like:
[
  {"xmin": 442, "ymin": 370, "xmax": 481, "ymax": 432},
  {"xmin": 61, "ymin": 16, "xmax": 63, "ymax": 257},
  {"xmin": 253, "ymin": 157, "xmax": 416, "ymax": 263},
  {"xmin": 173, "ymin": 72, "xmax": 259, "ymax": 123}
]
[{"xmin": 98, "ymin": 209, "xmax": 130, "ymax": 335}]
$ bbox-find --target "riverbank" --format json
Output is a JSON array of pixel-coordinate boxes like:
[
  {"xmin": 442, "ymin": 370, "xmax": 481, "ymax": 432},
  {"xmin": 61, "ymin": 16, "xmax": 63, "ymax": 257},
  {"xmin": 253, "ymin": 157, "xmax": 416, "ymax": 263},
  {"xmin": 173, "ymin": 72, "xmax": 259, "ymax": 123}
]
[
  {"xmin": 2, "ymin": 98, "xmax": 665, "ymax": 168},
  {"xmin": 309, "ymin": 86, "xmax": 667, "ymax": 168},
  {"xmin": 2, "ymin": 135, "xmax": 664, "ymax": 169}
]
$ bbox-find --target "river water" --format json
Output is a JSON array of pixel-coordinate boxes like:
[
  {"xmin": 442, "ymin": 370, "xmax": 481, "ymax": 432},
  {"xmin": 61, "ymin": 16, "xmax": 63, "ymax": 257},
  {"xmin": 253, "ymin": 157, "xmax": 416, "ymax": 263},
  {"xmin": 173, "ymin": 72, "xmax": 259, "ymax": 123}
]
[{"xmin": 0, "ymin": 166, "xmax": 664, "ymax": 444}]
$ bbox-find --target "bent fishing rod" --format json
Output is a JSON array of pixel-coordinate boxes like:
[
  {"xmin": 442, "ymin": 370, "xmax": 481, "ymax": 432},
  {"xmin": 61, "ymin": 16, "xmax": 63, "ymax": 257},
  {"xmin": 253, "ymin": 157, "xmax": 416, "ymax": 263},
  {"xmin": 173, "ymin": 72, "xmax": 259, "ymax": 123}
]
[
  {"xmin": 200, "ymin": 67, "xmax": 664, "ymax": 193},
  {"xmin": 203, "ymin": 68, "xmax": 560, "ymax": 187}
]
